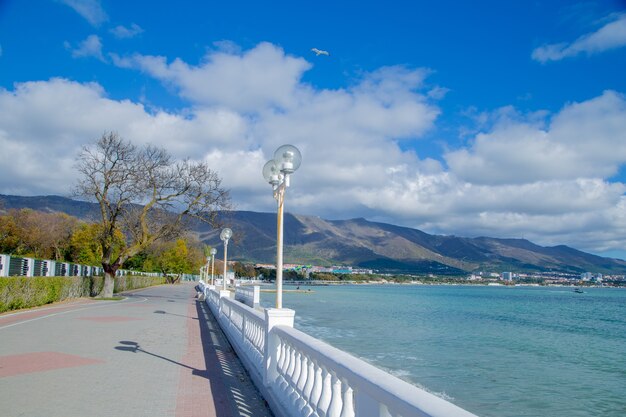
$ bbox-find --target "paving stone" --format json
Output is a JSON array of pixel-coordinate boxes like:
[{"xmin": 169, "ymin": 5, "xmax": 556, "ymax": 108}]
[{"xmin": 0, "ymin": 283, "xmax": 273, "ymax": 417}]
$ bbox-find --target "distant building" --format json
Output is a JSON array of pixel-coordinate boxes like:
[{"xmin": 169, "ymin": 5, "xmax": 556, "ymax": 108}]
[
  {"xmin": 581, "ymin": 272, "xmax": 593, "ymax": 281},
  {"xmin": 502, "ymin": 272, "xmax": 513, "ymax": 281}
]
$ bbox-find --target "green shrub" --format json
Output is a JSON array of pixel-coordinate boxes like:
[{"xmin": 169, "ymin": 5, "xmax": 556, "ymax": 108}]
[
  {"xmin": 0, "ymin": 275, "xmax": 166, "ymax": 313},
  {"xmin": 114, "ymin": 275, "xmax": 166, "ymax": 292},
  {"xmin": 90, "ymin": 276, "xmax": 104, "ymax": 297}
]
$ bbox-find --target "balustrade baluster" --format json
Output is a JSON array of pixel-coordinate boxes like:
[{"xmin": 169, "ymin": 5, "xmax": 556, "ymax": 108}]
[
  {"xmin": 288, "ymin": 351, "xmax": 303, "ymax": 410},
  {"xmin": 253, "ymin": 322, "xmax": 259, "ymax": 351},
  {"xmin": 302, "ymin": 355, "xmax": 316, "ymax": 401},
  {"xmin": 294, "ymin": 354, "xmax": 310, "ymax": 412},
  {"xmin": 339, "ymin": 378, "xmax": 355, "ymax": 417},
  {"xmin": 241, "ymin": 311, "xmax": 247, "ymax": 345},
  {"xmin": 388, "ymin": 406, "xmax": 403, "ymax": 417},
  {"xmin": 254, "ymin": 322, "xmax": 260, "ymax": 352},
  {"xmin": 316, "ymin": 367, "xmax": 332, "ymax": 417},
  {"xmin": 276, "ymin": 339, "xmax": 288, "ymax": 375},
  {"xmin": 299, "ymin": 356, "xmax": 317, "ymax": 417},
  {"xmin": 284, "ymin": 344, "xmax": 298, "ymax": 398},
  {"xmin": 278, "ymin": 343, "xmax": 293, "ymax": 394},
  {"xmin": 327, "ymin": 372, "xmax": 343, "ymax": 417},
  {"xmin": 309, "ymin": 361, "xmax": 324, "ymax": 414},
  {"xmin": 380, "ymin": 404, "xmax": 392, "ymax": 417}
]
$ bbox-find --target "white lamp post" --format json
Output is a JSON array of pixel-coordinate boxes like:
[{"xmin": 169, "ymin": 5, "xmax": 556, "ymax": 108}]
[
  {"xmin": 210, "ymin": 247, "xmax": 217, "ymax": 286},
  {"xmin": 204, "ymin": 257, "xmax": 210, "ymax": 282},
  {"xmin": 220, "ymin": 228, "xmax": 232, "ymax": 290},
  {"xmin": 263, "ymin": 144, "xmax": 302, "ymax": 309}
]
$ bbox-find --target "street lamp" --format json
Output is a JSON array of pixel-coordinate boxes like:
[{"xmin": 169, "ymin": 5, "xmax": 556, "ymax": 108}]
[
  {"xmin": 210, "ymin": 247, "xmax": 217, "ymax": 286},
  {"xmin": 220, "ymin": 228, "xmax": 232, "ymax": 290},
  {"xmin": 263, "ymin": 144, "xmax": 302, "ymax": 309},
  {"xmin": 204, "ymin": 257, "xmax": 210, "ymax": 282}
]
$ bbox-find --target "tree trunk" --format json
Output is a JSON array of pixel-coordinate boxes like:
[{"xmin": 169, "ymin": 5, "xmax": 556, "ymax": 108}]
[
  {"xmin": 102, "ymin": 262, "xmax": 119, "ymax": 298},
  {"xmin": 102, "ymin": 271, "xmax": 115, "ymax": 298}
]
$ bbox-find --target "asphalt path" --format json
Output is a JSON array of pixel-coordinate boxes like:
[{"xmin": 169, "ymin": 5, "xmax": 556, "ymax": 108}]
[{"xmin": 0, "ymin": 282, "xmax": 272, "ymax": 417}]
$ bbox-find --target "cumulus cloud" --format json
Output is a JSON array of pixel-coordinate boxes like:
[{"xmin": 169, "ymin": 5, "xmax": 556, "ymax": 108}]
[
  {"xmin": 110, "ymin": 23, "xmax": 144, "ymax": 39},
  {"xmin": 0, "ymin": 78, "xmax": 249, "ymax": 195},
  {"xmin": 0, "ymin": 42, "xmax": 625, "ymax": 256},
  {"xmin": 445, "ymin": 90, "xmax": 626, "ymax": 184},
  {"xmin": 65, "ymin": 34, "xmax": 105, "ymax": 61},
  {"xmin": 383, "ymin": 91, "xmax": 626, "ymax": 253},
  {"xmin": 111, "ymin": 42, "xmax": 312, "ymax": 112},
  {"xmin": 532, "ymin": 13, "xmax": 626, "ymax": 62},
  {"xmin": 60, "ymin": 0, "xmax": 108, "ymax": 27}
]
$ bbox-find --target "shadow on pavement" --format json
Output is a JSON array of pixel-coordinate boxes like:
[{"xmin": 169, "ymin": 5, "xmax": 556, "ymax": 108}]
[
  {"xmin": 113, "ymin": 287, "xmax": 273, "ymax": 417},
  {"xmin": 153, "ymin": 310, "xmax": 199, "ymax": 320},
  {"xmin": 195, "ymin": 300, "xmax": 274, "ymax": 417},
  {"xmin": 114, "ymin": 341, "xmax": 205, "ymax": 376}
]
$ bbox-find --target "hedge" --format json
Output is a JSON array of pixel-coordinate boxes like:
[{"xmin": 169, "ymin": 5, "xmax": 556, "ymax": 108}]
[{"xmin": 0, "ymin": 275, "xmax": 167, "ymax": 313}]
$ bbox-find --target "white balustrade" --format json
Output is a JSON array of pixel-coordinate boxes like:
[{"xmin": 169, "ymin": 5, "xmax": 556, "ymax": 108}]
[
  {"xmin": 205, "ymin": 288, "xmax": 267, "ymax": 380},
  {"xmin": 202, "ymin": 287, "xmax": 478, "ymax": 417},
  {"xmin": 235, "ymin": 285, "xmax": 260, "ymax": 308}
]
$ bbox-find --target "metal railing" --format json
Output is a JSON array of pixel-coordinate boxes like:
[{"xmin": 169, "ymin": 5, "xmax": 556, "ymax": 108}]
[{"xmin": 0, "ymin": 253, "xmax": 197, "ymax": 279}]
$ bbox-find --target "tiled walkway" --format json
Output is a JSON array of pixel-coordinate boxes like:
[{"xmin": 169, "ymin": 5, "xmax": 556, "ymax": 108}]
[{"xmin": 0, "ymin": 283, "xmax": 273, "ymax": 417}]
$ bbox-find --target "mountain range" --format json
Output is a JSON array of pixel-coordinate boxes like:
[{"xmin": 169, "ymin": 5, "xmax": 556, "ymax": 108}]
[{"xmin": 2, "ymin": 194, "xmax": 626, "ymax": 274}]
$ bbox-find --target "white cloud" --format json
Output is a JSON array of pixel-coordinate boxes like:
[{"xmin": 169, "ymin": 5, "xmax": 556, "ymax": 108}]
[
  {"xmin": 0, "ymin": 78, "xmax": 249, "ymax": 195},
  {"xmin": 65, "ymin": 35, "xmax": 105, "ymax": 61},
  {"xmin": 1, "ymin": 42, "xmax": 625, "ymax": 257},
  {"xmin": 60, "ymin": 0, "xmax": 108, "ymax": 27},
  {"xmin": 445, "ymin": 90, "xmax": 626, "ymax": 184},
  {"xmin": 110, "ymin": 23, "xmax": 144, "ymax": 39},
  {"xmin": 363, "ymin": 91, "xmax": 626, "ymax": 255},
  {"xmin": 112, "ymin": 42, "xmax": 313, "ymax": 112},
  {"xmin": 532, "ymin": 13, "xmax": 626, "ymax": 62}
]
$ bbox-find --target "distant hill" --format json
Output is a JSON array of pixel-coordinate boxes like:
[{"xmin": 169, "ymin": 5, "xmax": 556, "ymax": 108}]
[
  {"xmin": 0, "ymin": 194, "xmax": 101, "ymax": 220},
  {"xmin": 2, "ymin": 194, "xmax": 626, "ymax": 274}
]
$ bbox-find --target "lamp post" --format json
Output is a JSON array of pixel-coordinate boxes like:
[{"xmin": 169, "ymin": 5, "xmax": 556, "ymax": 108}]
[
  {"xmin": 220, "ymin": 228, "xmax": 232, "ymax": 290},
  {"xmin": 210, "ymin": 247, "xmax": 217, "ymax": 286},
  {"xmin": 204, "ymin": 257, "xmax": 210, "ymax": 282},
  {"xmin": 263, "ymin": 144, "xmax": 302, "ymax": 309}
]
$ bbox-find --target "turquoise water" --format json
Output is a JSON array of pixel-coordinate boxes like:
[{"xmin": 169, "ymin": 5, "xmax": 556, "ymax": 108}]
[{"xmin": 260, "ymin": 285, "xmax": 626, "ymax": 417}]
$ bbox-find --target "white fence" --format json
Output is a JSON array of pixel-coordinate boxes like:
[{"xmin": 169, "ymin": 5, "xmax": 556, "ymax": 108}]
[
  {"xmin": 0, "ymin": 253, "xmax": 103, "ymax": 278},
  {"xmin": 198, "ymin": 280, "xmax": 478, "ymax": 417},
  {"xmin": 0, "ymin": 253, "xmax": 195, "ymax": 280}
]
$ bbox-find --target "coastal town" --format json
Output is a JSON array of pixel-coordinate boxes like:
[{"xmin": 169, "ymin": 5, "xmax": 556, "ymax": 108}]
[{"xmin": 253, "ymin": 263, "xmax": 626, "ymax": 287}]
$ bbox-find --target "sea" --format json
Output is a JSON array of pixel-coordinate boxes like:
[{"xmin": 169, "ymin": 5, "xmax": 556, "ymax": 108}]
[{"xmin": 259, "ymin": 284, "xmax": 626, "ymax": 417}]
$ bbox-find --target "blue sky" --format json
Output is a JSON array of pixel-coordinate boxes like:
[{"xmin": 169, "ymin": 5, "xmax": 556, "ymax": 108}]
[{"xmin": 1, "ymin": 0, "xmax": 626, "ymax": 260}]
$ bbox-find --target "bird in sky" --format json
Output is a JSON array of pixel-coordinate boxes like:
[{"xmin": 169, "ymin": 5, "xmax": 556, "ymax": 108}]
[{"xmin": 311, "ymin": 48, "xmax": 330, "ymax": 56}]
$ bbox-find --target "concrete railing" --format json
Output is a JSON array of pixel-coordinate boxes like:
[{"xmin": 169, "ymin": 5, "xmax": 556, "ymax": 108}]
[
  {"xmin": 268, "ymin": 326, "xmax": 478, "ymax": 417},
  {"xmin": 235, "ymin": 285, "xmax": 260, "ymax": 308},
  {"xmin": 197, "ymin": 281, "xmax": 478, "ymax": 417}
]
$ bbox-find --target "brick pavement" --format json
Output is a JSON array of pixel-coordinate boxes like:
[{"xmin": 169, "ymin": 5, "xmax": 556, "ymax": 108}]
[{"xmin": 0, "ymin": 283, "xmax": 273, "ymax": 417}]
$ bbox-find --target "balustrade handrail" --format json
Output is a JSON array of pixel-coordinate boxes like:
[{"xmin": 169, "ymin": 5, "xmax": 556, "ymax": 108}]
[
  {"xmin": 272, "ymin": 325, "xmax": 477, "ymax": 417},
  {"xmin": 234, "ymin": 285, "xmax": 260, "ymax": 308},
  {"xmin": 200, "ymin": 282, "xmax": 478, "ymax": 417},
  {"xmin": 223, "ymin": 294, "xmax": 265, "ymax": 323}
]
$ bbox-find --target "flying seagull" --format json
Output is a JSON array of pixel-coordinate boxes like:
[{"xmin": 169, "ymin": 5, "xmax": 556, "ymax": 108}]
[{"xmin": 311, "ymin": 48, "xmax": 330, "ymax": 56}]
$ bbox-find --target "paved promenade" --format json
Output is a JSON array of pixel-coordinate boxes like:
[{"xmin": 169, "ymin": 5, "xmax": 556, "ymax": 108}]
[{"xmin": 0, "ymin": 283, "xmax": 273, "ymax": 417}]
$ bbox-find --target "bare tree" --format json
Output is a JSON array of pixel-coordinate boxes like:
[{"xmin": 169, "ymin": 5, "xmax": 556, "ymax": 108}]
[{"xmin": 74, "ymin": 132, "xmax": 230, "ymax": 297}]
